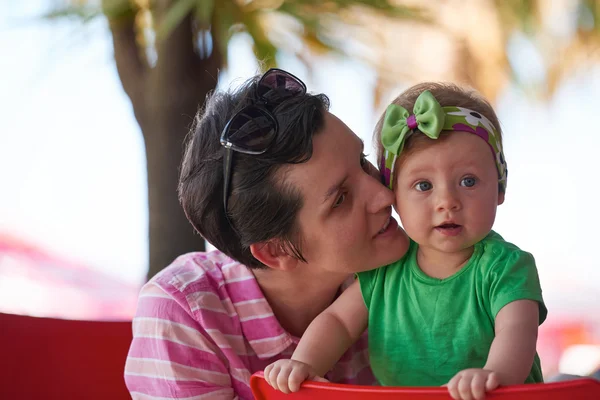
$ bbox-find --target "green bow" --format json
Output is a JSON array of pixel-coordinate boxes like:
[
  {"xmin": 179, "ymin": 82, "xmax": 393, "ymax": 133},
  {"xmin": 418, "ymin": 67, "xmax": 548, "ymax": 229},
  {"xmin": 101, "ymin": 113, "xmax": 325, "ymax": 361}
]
[{"xmin": 381, "ymin": 90, "xmax": 446, "ymax": 156}]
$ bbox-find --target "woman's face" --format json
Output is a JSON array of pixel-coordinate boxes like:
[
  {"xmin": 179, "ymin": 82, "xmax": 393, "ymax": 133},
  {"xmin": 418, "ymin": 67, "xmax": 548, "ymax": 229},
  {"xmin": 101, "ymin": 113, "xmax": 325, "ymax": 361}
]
[{"xmin": 284, "ymin": 113, "xmax": 410, "ymax": 276}]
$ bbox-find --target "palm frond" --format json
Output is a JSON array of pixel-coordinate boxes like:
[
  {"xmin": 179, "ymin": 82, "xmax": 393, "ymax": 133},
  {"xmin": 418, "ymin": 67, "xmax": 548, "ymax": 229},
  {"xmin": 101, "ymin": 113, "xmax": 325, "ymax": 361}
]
[
  {"xmin": 42, "ymin": 0, "xmax": 136, "ymax": 23},
  {"xmin": 242, "ymin": 11, "xmax": 278, "ymax": 68},
  {"xmin": 494, "ymin": 0, "xmax": 539, "ymax": 35},
  {"xmin": 194, "ymin": 0, "xmax": 214, "ymax": 29},
  {"xmin": 41, "ymin": 4, "xmax": 102, "ymax": 22},
  {"xmin": 211, "ymin": 0, "xmax": 242, "ymax": 68},
  {"xmin": 155, "ymin": 0, "xmax": 196, "ymax": 41},
  {"xmin": 47, "ymin": 0, "xmax": 600, "ymax": 105},
  {"xmin": 579, "ymin": 0, "xmax": 600, "ymax": 34}
]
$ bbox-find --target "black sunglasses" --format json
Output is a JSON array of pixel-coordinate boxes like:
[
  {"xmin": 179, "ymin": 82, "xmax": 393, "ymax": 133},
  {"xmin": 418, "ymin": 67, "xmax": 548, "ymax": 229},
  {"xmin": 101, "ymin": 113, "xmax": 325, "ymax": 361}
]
[{"xmin": 220, "ymin": 68, "xmax": 307, "ymax": 215}]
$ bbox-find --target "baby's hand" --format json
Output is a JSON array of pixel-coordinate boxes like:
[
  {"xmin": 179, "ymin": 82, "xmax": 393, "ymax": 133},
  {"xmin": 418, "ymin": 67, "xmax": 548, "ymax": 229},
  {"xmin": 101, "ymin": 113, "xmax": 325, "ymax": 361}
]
[
  {"xmin": 446, "ymin": 368, "xmax": 500, "ymax": 400},
  {"xmin": 264, "ymin": 359, "xmax": 325, "ymax": 394}
]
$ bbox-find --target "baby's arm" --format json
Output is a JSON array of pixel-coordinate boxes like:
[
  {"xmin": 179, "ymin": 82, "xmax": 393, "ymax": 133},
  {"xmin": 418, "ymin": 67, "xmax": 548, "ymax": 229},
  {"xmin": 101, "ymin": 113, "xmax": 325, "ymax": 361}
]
[
  {"xmin": 264, "ymin": 281, "xmax": 368, "ymax": 393},
  {"xmin": 484, "ymin": 299, "xmax": 539, "ymax": 382},
  {"xmin": 447, "ymin": 299, "xmax": 539, "ymax": 400}
]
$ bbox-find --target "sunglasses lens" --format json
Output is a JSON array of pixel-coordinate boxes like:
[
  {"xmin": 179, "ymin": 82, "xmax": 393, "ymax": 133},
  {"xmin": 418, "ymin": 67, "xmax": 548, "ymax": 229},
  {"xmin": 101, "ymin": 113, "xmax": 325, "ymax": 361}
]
[
  {"xmin": 224, "ymin": 107, "xmax": 276, "ymax": 153},
  {"xmin": 257, "ymin": 69, "xmax": 306, "ymax": 104}
]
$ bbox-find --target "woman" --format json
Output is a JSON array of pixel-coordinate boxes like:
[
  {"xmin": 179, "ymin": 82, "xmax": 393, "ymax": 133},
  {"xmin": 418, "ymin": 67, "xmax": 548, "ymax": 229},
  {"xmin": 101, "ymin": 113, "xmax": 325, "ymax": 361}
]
[{"xmin": 124, "ymin": 68, "xmax": 410, "ymax": 399}]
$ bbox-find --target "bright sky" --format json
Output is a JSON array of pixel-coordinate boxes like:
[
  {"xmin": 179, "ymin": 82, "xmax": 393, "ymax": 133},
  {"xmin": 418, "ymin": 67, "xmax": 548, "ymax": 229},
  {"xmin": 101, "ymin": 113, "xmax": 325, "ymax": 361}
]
[{"xmin": 1, "ymin": 1, "xmax": 599, "ymax": 316}]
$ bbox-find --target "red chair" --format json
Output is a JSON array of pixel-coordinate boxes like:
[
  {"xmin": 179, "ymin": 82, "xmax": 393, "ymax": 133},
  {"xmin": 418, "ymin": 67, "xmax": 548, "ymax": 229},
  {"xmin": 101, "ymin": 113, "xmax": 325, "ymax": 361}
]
[
  {"xmin": 0, "ymin": 312, "xmax": 132, "ymax": 400},
  {"xmin": 250, "ymin": 371, "xmax": 600, "ymax": 399}
]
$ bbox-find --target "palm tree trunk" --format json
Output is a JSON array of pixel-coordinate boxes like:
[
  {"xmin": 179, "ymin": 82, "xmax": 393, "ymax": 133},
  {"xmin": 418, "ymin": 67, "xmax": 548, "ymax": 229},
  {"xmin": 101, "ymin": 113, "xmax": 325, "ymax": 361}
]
[
  {"xmin": 104, "ymin": 0, "xmax": 222, "ymax": 280},
  {"xmin": 143, "ymin": 106, "xmax": 204, "ymax": 280}
]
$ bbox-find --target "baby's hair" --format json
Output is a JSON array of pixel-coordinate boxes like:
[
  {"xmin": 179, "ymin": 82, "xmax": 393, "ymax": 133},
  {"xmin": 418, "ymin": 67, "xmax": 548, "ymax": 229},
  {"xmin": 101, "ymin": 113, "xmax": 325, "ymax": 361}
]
[{"xmin": 373, "ymin": 82, "xmax": 504, "ymax": 192}]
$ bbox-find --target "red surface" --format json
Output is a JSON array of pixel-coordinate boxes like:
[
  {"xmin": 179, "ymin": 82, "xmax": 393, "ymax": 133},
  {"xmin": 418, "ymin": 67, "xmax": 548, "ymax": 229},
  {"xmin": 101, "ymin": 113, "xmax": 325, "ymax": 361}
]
[
  {"xmin": 0, "ymin": 312, "xmax": 132, "ymax": 400},
  {"xmin": 251, "ymin": 372, "xmax": 600, "ymax": 399}
]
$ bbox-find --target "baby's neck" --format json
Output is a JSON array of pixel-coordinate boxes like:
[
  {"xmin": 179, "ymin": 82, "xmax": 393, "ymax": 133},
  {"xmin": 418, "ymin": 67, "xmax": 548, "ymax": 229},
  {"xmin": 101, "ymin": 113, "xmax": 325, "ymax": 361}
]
[{"xmin": 416, "ymin": 246, "xmax": 475, "ymax": 280}]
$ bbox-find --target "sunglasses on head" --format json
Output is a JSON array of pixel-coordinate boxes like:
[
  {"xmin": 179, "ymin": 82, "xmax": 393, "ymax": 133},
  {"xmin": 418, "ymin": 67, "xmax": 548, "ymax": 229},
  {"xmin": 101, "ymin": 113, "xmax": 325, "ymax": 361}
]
[{"xmin": 220, "ymin": 68, "xmax": 307, "ymax": 216}]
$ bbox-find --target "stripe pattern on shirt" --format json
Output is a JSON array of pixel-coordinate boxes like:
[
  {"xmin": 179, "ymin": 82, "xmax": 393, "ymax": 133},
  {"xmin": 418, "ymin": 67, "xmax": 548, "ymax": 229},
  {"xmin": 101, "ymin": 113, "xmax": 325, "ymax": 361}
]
[{"xmin": 124, "ymin": 251, "xmax": 374, "ymax": 399}]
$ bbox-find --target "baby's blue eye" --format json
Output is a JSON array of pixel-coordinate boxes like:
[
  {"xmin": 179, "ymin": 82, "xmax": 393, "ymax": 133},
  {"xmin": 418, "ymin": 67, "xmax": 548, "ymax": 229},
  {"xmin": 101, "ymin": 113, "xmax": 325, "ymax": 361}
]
[
  {"xmin": 461, "ymin": 177, "xmax": 477, "ymax": 187},
  {"xmin": 415, "ymin": 181, "xmax": 432, "ymax": 192}
]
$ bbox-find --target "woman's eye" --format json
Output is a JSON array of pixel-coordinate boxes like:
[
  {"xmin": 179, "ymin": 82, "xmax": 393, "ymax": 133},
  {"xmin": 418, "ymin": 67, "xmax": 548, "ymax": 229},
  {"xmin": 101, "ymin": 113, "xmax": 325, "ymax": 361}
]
[
  {"xmin": 333, "ymin": 193, "xmax": 346, "ymax": 208},
  {"xmin": 460, "ymin": 177, "xmax": 477, "ymax": 187},
  {"xmin": 415, "ymin": 181, "xmax": 432, "ymax": 192}
]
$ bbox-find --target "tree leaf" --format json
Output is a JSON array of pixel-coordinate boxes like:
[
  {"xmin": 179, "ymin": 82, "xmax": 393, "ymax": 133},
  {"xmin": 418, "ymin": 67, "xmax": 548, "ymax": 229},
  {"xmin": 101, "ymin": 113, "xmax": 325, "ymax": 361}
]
[
  {"xmin": 41, "ymin": 5, "xmax": 101, "ymax": 22},
  {"xmin": 195, "ymin": 0, "xmax": 214, "ymax": 29},
  {"xmin": 211, "ymin": 0, "xmax": 241, "ymax": 68},
  {"xmin": 156, "ymin": 0, "xmax": 197, "ymax": 41},
  {"xmin": 242, "ymin": 11, "xmax": 278, "ymax": 68}
]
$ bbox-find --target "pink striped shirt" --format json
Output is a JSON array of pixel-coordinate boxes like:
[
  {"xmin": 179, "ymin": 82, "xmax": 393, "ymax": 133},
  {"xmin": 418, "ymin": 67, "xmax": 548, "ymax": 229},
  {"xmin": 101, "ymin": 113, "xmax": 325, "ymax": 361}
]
[{"xmin": 124, "ymin": 251, "xmax": 374, "ymax": 399}]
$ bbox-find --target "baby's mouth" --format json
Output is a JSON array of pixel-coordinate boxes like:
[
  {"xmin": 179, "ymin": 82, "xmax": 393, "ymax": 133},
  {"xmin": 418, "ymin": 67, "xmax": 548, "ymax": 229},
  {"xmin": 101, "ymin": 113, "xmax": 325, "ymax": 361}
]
[
  {"xmin": 436, "ymin": 223, "xmax": 461, "ymax": 229},
  {"xmin": 434, "ymin": 222, "xmax": 463, "ymax": 236}
]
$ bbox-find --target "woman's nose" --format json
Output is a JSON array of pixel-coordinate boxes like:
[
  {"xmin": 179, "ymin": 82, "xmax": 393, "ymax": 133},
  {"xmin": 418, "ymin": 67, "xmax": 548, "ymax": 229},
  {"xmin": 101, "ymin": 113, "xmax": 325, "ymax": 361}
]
[{"xmin": 365, "ymin": 175, "xmax": 395, "ymax": 214}]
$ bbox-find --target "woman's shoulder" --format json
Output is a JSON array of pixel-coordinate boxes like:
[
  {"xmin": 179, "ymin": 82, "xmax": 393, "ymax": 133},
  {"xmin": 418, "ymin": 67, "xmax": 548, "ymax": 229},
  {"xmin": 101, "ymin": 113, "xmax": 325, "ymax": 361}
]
[
  {"xmin": 140, "ymin": 249, "xmax": 255, "ymax": 313},
  {"xmin": 150, "ymin": 250, "xmax": 244, "ymax": 289},
  {"xmin": 126, "ymin": 251, "xmax": 261, "ymax": 399}
]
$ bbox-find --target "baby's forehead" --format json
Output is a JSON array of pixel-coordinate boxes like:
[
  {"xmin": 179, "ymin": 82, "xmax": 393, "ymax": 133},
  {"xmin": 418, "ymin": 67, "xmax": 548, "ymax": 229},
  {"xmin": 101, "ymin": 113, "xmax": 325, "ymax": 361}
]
[{"xmin": 397, "ymin": 131, "xmax": 496, "ymax": 169}]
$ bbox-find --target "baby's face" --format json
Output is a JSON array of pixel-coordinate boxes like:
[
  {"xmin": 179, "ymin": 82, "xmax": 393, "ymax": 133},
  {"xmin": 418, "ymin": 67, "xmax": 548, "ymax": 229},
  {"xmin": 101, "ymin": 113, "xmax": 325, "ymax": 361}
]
[{"xmin": 393, "ymin": 131, "xmax": 504, "ymax": 256}]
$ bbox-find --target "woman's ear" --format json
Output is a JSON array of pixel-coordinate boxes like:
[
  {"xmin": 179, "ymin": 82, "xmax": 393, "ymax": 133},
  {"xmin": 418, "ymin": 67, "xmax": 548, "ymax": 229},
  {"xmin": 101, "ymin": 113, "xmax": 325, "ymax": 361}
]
[{"xmin": 250, "ymin": 240, "xmax": 299, "ymax": 271}]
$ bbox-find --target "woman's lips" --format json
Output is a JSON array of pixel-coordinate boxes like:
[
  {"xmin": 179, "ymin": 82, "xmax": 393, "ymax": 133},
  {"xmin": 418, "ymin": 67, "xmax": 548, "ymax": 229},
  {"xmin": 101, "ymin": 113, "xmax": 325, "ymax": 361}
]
[
  {"xmin": 376, "ymin": 216, "xmax": 398, "ymax": 237},
  {"xmin": 378, "ymin": 217, "xmax": 391, "ymax": 234}
]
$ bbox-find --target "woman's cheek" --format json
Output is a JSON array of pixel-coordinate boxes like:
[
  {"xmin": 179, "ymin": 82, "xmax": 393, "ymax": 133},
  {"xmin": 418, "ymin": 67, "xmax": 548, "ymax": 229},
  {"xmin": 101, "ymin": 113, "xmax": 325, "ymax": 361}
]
[{"xmin": 368, "ymin": 162, "xmax": 380, "ymax": 180}]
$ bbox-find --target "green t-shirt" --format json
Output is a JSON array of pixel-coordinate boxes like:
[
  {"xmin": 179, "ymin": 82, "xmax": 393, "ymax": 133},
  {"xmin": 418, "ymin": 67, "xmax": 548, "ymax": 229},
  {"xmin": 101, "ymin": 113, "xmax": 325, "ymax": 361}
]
[{"xmin": 357, "ymin": 231, "xmax": 547, "ymax": 387}]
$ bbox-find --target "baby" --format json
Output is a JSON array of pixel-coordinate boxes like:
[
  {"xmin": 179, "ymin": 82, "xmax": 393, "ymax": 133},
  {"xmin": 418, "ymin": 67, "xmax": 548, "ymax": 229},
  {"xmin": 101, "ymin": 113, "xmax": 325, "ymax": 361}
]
[{"xmin": 264, "ymin": 82, "xmax": 546, "ymax": 400}]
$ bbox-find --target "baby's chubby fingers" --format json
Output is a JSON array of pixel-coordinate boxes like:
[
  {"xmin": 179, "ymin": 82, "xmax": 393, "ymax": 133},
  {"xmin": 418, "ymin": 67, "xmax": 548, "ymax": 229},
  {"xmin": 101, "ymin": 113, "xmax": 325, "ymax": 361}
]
[
  {"xmin": 446, "ymin": 369, "xmax": 499, "ymax": 400},
  {"xmin": 276, "ymin": 365, "xmax": 295, "ymax": 394},
  {"xmin": 457, "ymin": 374, "xmax": 474, "ymax": 400},
  {"xmin": 263, "ymin": 359, "xmax": 314, "ymax": 393},
  {"xmin": 446, "ymin": 373, "xmax": 462, "ymax": 400},
  {"xmin": 287, "ymin": 364, "xmax": 313, "ymax": 392},
  {"xmin": 470, "ymin": 372, "xmax": 486, "ymax": 400},
  {"xmin": 264, "ymin": 360, "xmax": 289, "ymax": 391},
  {"xmin": 485, "ymin": 372, "xmax": 500, "ymax": 391},
  {"xmin": 264, "ymin": 362, "xmax": 280, "ymax": 390},
  {"xmin": 263, "ymin": 363, "xmax": 275, "ymax": 384}
]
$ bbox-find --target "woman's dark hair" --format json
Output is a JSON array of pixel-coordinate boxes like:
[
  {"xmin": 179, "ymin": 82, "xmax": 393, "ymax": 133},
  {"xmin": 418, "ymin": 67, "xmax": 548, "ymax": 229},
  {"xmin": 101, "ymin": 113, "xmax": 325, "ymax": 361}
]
[{"xmin": 178, "ymin": 73, "xmax": 330, "ymax": 268}]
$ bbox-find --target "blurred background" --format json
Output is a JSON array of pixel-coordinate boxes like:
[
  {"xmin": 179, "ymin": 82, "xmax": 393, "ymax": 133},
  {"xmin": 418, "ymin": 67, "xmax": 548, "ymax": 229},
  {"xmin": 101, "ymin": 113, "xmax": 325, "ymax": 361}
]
[{"xmin": 1, "ymin": 0, "xmax": 599, "ymax": 379}]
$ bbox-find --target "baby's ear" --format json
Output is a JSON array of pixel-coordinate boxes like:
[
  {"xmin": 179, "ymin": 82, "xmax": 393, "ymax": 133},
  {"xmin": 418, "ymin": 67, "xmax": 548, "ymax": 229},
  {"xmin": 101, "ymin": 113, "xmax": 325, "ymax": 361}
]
[
  {"xmin": 497, "ymin": 191, "xmax": 505, "ymax": 205},
  {"xmin": 250, "ymin": 240, "xmax": 299, "ymax": 271}
]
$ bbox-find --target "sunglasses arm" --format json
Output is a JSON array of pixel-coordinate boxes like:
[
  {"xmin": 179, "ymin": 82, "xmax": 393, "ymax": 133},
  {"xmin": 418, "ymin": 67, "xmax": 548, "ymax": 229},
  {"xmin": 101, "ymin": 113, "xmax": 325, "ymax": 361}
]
[{"xmin": 222, "ymin": 146, "xmax": 234, "ymax": 213}]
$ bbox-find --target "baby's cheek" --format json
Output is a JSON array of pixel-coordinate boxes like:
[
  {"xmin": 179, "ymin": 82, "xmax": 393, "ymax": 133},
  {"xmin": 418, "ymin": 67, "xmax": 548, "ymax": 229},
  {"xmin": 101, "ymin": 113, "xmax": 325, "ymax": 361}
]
[{"xmin": 394, "ymin": 193, "xmax": 411, "ymax": 217}]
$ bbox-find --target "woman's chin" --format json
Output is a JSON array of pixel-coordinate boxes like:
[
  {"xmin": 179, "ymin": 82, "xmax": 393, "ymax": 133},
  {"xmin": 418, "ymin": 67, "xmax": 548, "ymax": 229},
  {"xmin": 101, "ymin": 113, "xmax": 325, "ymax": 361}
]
[{"xmin": 380, "ymin": 226, "xmax": 410, "ymax": 265}]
